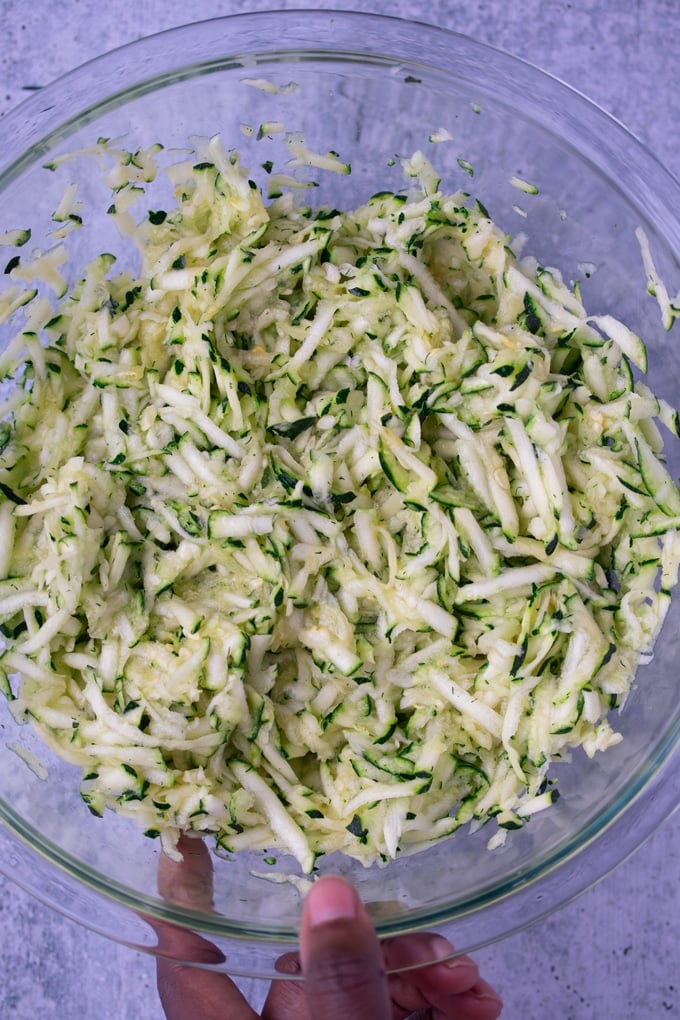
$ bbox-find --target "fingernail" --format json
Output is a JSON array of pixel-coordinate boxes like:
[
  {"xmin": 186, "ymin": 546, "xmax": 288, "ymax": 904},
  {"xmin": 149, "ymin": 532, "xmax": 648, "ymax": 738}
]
[
  {"xmin": 427, "ymin": 934, "xmax": 456, "ymax": 962},
  {"xmin": 427, "ymin": 936, "xmax": 476, "ymax": 969},
  {"xmin": 305, "ymin": 876, "xmax": 360, "ymax": 927},
  {"xmin": 474, "ymin": 991, "xmax": 503, "ymax": 1006}
]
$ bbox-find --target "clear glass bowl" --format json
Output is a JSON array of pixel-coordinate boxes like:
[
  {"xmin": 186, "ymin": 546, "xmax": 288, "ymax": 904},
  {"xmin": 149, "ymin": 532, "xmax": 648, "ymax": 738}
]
[{"xmin": 1, "ymin": 10, "xmax": 679, "ymax": 979}]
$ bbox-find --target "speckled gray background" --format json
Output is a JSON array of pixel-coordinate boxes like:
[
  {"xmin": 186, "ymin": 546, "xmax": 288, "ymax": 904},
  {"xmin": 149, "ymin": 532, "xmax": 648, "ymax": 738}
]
[{"xmin": 0, "ymin": 1, "xmax": 679, "ymax": 1018}]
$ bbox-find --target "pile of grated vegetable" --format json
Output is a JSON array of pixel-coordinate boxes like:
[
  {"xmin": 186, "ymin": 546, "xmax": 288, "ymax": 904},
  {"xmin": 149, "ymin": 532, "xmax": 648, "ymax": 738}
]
[{"xmin": 1, "ymin": 137, "xmax": 679, "ymax": 872}]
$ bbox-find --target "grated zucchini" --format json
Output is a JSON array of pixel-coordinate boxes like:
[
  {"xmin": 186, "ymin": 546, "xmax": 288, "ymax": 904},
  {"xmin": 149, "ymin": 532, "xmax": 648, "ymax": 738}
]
[{"xmin": 1, "ymin": 137, "xmax": 679, "ymax": 870}]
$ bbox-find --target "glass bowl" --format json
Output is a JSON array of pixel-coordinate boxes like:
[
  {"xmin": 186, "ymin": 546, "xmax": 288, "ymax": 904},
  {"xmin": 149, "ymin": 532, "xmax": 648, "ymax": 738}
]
[{"xmin": 1, "ymin": 9, "xmax": 679, "ymax": 979}]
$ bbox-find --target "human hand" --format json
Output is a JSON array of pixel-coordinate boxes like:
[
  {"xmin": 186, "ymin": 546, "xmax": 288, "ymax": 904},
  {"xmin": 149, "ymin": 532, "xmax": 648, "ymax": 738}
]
[{"xmin": 152, "ymin": 837, "xmax": 503, "ymax": 1020}]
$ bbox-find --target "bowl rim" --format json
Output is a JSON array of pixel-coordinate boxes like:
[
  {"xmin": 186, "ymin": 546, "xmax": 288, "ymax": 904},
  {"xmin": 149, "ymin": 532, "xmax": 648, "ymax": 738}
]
[{"xmin": 1, "ymin": 8, "xmax": 679, "ymax": 197}]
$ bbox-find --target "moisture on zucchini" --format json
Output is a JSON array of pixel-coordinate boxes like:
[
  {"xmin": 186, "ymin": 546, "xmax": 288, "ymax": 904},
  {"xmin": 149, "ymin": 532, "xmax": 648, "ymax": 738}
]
[{"xmin": 1, "ymin": 136, "xmax": 679, "ymax": 872}]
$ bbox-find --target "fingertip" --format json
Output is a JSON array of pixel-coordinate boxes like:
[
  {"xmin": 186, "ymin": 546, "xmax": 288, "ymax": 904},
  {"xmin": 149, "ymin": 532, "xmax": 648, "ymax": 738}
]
[
  {"xmin": 430, "ymin": 949, "xmax": 479, "ymax": 975},
  {"xmin": 461, "ymin": 981, "xmax": 504, "ymax": 1019},
  {"xmin": 383, "ymin": 932, "xmax": 476, "ymax": 974},
  {"xmin": 424, "ymin": 933, "xmax": 456, "ymax": 962},
  {"xmin": 303, "ymin": 875, "xmax": 362, "ymax": 929},
  {"xmin": 274, "ymin": 950, "xmax": 302, "ymax": 975},
  {"xmin": 300, "ymin": 876, "xmax": 376, "ymax": 975},
  {"xmin": 157, "ymin": 835, "xmax": 214, "ymax": 911},
  {"xmin": 470, "ymin": 976, "xmax": 503, "ymax": 1005}
]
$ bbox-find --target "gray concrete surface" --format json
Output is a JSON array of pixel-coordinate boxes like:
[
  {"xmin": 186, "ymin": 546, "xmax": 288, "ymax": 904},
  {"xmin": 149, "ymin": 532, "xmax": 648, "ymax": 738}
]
[{"xmin": 1, "ymin": 1, "xmax": 679, "ymax": 1017}]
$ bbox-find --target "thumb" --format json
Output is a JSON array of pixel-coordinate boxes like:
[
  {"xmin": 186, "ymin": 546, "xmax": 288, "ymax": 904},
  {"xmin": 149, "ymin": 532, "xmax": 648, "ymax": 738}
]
[{"xmin": 299, "ymin": 876, "xmax": 391, "ymax": 1020}]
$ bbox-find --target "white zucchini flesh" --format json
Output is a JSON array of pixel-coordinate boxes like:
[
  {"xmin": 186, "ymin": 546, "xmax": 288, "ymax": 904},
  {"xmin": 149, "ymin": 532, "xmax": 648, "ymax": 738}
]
[{"xmin": 0, "ymin": 139, "xmax": 679, "ymax": 871}]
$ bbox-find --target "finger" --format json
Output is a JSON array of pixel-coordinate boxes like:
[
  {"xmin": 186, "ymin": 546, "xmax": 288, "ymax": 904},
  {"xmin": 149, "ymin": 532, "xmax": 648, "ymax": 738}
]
[
  {"xmin": 150, "ymin": 916, "xmax": 226, "ymax": 965},
  {"xmin": 384, "ymin": 933, "xmax": 480, "ymax": 996},
  {"xmin": 157, "ymin": 957, "xmax": 260, "ymax": 1020},
  {"xmin": 150, "ymin": 835, "xmax": 223, "ymax": 971},
  {"xmin": 152, "ymin": 879, "xmax": 255, "ymax": 1020},
  {"xmin": 261, "ymin": 952, "xmax": 310, "ymax": 1020},
  {"xmin": 157, "ymin": 834, "xmax": 215, "ymax": 911},
  {"xmin": 153, "ymin": 835, "xmax": 259, "ymax": 1020},
  {"xmin": 392, "ymin": 980, "xmax": 503, "ymax": 1020},
  {"xmin": 300, "ymin": 876, "xmax": 392, "ymax": 1020},
  {"xmin": 382, "ymin": 934, "xmax": 502, "ymax": 1020},
  {"xmin": 449, "ymin": 978, "xmax": 504, "ymax": 1020}
]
